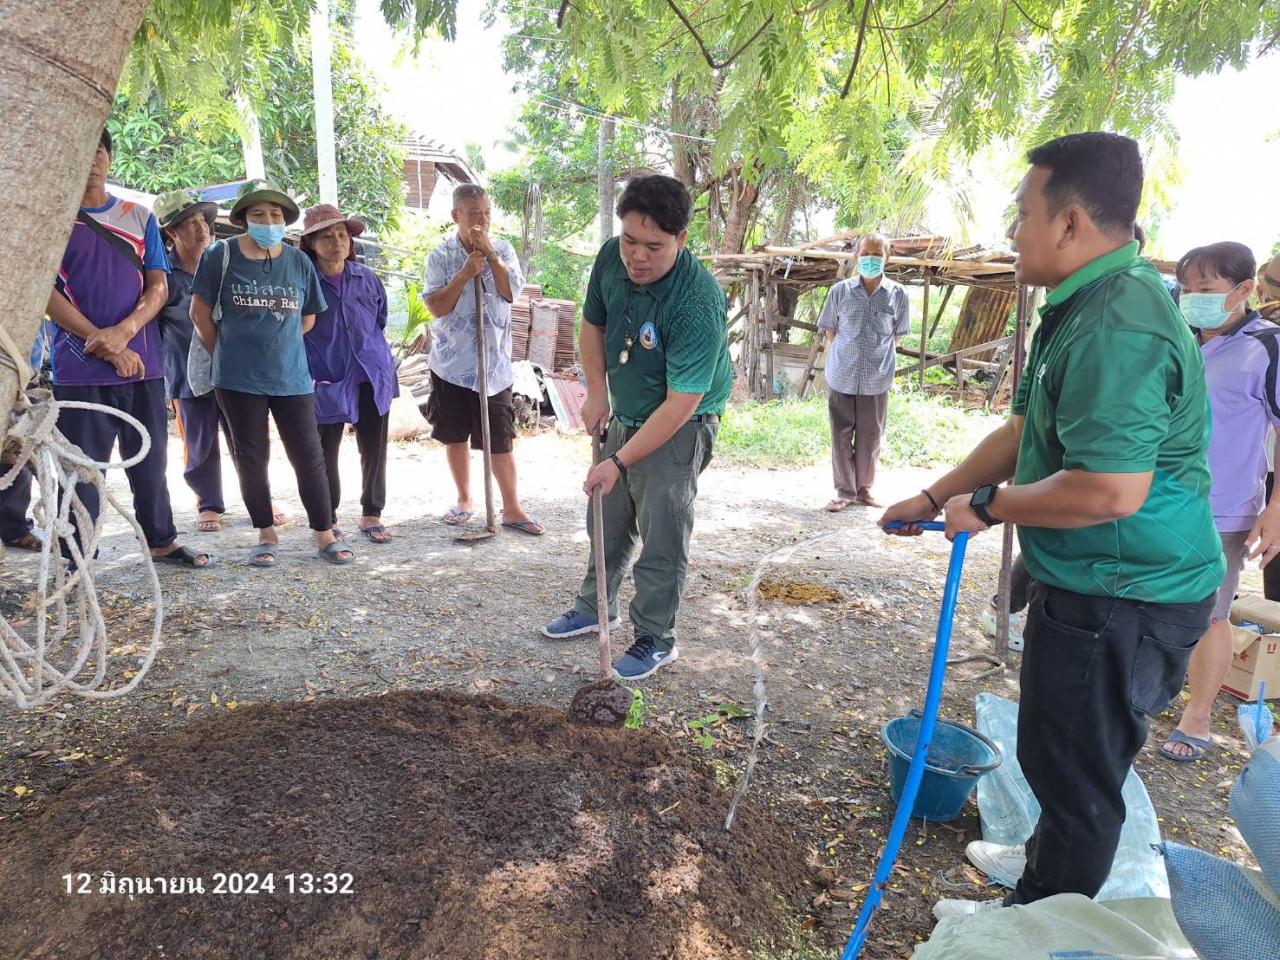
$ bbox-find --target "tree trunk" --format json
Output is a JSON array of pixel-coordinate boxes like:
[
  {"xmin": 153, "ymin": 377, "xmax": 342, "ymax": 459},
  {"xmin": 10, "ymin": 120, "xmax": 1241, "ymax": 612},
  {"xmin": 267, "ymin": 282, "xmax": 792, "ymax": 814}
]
[
  {"xmin": 0, "ymin": 0, "xmax": 147, "ymax": 441},
  {"xmin": 234, "ymin": 89, "xmax": 266, "ymax": 180},
  {"xmin": 721, "ymin": 167, "xmax": 762, "ymax": 256},
  {"xmin": 670, "ymin": 80, "xmax": 695, "ymax": 188},
  {"xmin": 597, "ymin": 117, "xmax": 615, "ymax": 244},
  {"xmin": 771, "ymin": 176, "xmax": 802, "ymax": 246}
]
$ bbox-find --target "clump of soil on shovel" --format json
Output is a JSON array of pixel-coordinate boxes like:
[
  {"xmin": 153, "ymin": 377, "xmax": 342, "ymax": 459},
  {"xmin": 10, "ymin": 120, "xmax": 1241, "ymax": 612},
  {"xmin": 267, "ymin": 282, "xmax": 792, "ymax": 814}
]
[{"xmin": 0, "ymin": 691, "xmax": 817, "ymax": 959}]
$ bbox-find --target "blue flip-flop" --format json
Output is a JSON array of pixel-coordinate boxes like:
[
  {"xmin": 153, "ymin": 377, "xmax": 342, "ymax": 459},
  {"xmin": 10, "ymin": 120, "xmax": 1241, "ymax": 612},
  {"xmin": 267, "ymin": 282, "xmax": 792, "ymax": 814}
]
[
  {"xmin": 443, "ymin": 506, "xmax": 473, "ymax": 526},
  {"xmin": 1159, "ymin": 729, "xmax": 1212, "ymax": 763},
  {"xmin": 502, "ymin": 518, "xmax": 545, "ymax": 536}
]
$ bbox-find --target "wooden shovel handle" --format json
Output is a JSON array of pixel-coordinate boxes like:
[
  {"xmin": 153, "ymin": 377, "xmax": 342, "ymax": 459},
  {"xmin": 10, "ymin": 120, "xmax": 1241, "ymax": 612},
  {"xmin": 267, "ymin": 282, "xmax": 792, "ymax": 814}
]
[{"xmin": 591, "ymin": 428, "xmax": 611, "ymax": 679}]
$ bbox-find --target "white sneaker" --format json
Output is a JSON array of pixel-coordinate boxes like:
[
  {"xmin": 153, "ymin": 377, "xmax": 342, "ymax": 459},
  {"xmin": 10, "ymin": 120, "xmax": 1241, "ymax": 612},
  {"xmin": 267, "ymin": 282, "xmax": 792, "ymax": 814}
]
[
  {"xmin": 978, "ymin": 601, "xmax": 1024, "ymax": 652},
  {"xmin": 932, "ymin": 897, "xmax": 1006, "ymax": 921},
  {"xmin": 965, "ymin": 840, "xmax": 1027, "ymax": 887}
]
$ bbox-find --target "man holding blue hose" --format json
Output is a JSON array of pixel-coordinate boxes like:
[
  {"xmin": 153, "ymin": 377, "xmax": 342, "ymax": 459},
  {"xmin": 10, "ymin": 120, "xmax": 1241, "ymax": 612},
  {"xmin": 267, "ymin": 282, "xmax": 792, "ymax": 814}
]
[{"xmin": 882, "ymin": 132, "xmax": 1224, "ymax": 918}]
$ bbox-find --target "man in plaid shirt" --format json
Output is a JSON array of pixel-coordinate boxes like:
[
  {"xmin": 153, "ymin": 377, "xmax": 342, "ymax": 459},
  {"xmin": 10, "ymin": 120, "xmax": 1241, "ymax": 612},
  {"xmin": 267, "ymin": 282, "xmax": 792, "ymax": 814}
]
[{"xmin": 818, "ymin": 233, "xmax": 911, "ymax": 510}]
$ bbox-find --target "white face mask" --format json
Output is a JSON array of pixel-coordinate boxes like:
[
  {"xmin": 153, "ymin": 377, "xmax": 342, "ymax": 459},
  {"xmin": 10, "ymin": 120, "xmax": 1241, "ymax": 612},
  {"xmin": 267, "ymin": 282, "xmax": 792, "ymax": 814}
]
[{"xmin": 1179, "ymin": 282, "xmax": 1244, "ymax": 330}]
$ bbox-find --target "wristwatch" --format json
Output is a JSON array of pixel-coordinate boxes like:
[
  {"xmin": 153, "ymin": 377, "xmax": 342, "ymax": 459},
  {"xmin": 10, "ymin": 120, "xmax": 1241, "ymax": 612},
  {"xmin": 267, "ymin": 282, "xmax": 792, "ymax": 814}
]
[
  {"xmin": 970, "ymin": 484, "xmax": 1002, "ymax": 526},
  {"xmin": 485, "ymin": 251, "xmax": 499, "ymax": 262},
  {"xmin": 609, "ymin": 452, "xmax": 627, "ymax": 477}
]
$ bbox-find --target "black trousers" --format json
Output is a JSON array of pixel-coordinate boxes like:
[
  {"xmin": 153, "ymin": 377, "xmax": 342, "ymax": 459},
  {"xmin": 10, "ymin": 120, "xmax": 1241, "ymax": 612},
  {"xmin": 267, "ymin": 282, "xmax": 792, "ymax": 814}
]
[
  {"xmin": 173, "ymin": 394, "xmax": 232, "ymax": 515},
  {"xmin": 215, "ymin": 389, "xmax": 332, "ymax": 532},
  {"xmin": 1010, "ymin": 581, "xmax": 1213, "ymax": 905},
  {"xmin": 0, "ymin": 465, "xmax": 34, "ymax": 543},
  {"xmin": 53, "ymin": 379, "xmax": 177, "ymax": 550},
  {"xmin": 317, "ymin": 382, "xmax": 389, "ymax": 526},
  {"xmin": 1266, "ymin": 474, "xmax": 1280, "ymax": 602}
]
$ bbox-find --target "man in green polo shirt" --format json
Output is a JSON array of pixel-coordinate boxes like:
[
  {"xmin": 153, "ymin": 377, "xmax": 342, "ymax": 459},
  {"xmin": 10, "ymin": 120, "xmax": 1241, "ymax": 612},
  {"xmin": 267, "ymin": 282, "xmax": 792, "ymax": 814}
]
[
  {"xmin": 541, "ymin": 175, "xmax": 732, "ymax": 681},
  {"xmin": 882, "ymin": 132, "xmax": 1222, "ymax": 917}
]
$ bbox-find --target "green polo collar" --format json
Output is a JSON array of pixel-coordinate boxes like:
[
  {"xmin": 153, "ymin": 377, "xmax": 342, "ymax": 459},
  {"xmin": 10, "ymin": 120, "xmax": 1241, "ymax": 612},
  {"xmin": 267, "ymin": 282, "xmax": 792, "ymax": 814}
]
[
  {"xmin": 614, "ymin": 247, "xmax": 686, "ymax": 302},
  {"xmin": 1041, "ymin": 241, "xmax": 1140, "ymax": 314}
]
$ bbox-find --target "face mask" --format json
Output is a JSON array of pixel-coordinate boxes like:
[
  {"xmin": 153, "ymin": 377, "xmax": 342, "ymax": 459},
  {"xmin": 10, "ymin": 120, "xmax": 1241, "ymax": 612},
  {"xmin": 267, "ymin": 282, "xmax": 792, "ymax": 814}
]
[
  {"xmin": 1179, "ymin": 285, "xmax": 1241, "ymax": 330},
  {"xmin": 858, "ymin": 255, "xmax": 885, "ymax": 279},
  {"xmin": 246, "ymin": 222, "xmax": 286, "ymax": 249}
]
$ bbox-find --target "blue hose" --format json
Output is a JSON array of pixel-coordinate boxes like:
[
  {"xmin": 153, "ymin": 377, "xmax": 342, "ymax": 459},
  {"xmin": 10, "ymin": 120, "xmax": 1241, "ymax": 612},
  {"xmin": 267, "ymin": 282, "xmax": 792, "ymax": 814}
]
[{"xmin": 839, "ymin": 523, "xmax": 970, "ymax": 960}]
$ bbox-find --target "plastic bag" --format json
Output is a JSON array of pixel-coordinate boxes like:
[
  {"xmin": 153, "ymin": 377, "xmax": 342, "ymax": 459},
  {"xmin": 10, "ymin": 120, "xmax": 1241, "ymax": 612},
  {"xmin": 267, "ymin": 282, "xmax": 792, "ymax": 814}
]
[
  {"xmin": 1161, "ymin": 841, "xmax": 1280, "ymax": 960},
  {"xmin": 973, "ymin": 693, "xmax": 1168, "ymax": 900}
]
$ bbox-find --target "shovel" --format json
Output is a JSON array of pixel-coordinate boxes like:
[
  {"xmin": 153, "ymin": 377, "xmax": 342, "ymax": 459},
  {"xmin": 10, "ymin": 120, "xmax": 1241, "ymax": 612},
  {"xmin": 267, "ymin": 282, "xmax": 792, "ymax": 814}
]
[
  {"xmin": 842, "ymin": 521, "xmax": 970, "ymax": 959},
  {"xmin": 455, "ymin": 275, "xmax": 497, "ymax": 544},
  {"xmin": 568, "ymin": 428, "xmax": 633, "ymax": 727}
]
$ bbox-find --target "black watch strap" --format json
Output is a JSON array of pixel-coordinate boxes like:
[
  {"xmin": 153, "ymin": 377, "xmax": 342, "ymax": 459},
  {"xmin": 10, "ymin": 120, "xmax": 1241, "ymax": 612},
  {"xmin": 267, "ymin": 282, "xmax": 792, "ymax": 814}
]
[
  {"xmin": 970, "ymin": 484, "xmax": 1002, "ymax": 526},
  {"xmin": 609, "ymin": 452, "xmax": 627, "ymax": 476}
]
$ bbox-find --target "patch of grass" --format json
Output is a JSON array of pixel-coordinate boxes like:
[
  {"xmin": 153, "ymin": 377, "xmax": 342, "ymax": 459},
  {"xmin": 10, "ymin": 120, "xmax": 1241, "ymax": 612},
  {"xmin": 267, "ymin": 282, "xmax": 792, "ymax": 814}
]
[
  {"xmin": 717, "ymin": 385, "xmax": 1002, "ymax": 469},
  {"xmin": 623, "ymin": 687, "xmax": 646, "ymax": 730},
  {"xmin": 751, "ymin": 911, "xmax": 830, "ymax": 960}
]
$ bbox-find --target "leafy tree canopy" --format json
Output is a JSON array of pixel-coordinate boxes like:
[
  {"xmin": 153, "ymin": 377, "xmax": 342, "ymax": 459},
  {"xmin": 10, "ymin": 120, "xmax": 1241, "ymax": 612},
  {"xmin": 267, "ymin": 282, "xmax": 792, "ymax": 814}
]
[
  {"xmin": 111, "ymin": 3, "xmax": 411, "ymax": 231},
  {"xmin": 496, "ymin": 0, "xmax": 1279, "ymax": 249}
]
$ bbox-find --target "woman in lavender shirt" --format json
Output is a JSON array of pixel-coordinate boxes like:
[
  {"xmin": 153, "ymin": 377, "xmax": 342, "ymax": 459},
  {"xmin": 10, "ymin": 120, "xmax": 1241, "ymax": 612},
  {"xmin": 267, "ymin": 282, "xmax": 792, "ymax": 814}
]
[
  {"xmin": 1161, "ymin": 242, "xmax": 1280, "ymax": 762},
  {"xmin": 299, "ymin": 204, "xmax": 399, "ymax": 543}
]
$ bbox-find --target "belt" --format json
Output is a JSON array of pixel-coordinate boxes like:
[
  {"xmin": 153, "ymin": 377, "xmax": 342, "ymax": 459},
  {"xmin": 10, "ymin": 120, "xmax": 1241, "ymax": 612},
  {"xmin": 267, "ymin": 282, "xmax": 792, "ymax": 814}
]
[{"xmin": 616, "ymin": 413, "xmax": 720, "ymax": 429}]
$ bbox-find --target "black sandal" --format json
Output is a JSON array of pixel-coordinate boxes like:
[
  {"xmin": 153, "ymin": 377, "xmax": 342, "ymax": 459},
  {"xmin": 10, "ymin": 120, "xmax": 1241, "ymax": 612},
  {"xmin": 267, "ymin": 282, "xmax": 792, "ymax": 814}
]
[{"xmin": 154, "ymin": 545, "xmax": 214, "ymax": 568}]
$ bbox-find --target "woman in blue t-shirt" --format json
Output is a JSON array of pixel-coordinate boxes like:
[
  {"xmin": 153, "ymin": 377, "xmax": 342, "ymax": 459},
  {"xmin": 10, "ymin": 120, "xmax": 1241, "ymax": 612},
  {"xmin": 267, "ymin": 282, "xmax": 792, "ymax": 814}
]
[{"xmin": 190, "ymin": 180, "xmax": 353, "ymax": 567}]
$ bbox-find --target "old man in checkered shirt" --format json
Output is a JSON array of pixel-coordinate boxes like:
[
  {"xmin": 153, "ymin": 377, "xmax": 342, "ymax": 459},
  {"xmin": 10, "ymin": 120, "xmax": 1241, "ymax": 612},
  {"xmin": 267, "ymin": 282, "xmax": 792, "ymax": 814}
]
[{"xmin": 818, "ymin": 232, "xmax": 911, "ymax": 511}]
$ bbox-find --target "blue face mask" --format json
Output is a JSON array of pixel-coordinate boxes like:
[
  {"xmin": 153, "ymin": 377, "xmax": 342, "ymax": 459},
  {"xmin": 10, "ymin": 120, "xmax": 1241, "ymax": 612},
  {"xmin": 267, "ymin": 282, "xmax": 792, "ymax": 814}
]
[
  {"xmin": 246, "ymin": 222, "xmax": 286, "ymax": 249},
  {"xmin": 1179, "ymin": 286, "xmax": 1241, "ymax": 330},
  {"xmin": 858, "ymin": 255, "xmax": 885, "ymax": 279}
]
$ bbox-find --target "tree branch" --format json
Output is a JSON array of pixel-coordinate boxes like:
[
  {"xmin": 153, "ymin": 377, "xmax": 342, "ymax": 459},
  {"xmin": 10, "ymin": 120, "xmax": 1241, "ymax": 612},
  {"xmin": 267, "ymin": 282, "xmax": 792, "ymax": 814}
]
[
  {"xmin": 993, "ymin": 0, "xmax": 1009, "ymax": 67},
  {"xmin": 1106, "ymin": 0, "xmax": 1149, "ymax": 74},
  {"xmin": 555, "ymin": 1, "xmax": 571, "ymax": 28},
  {"xmin": 1010, "ymin": 0, "xmax": 1051, "ymax": 32},
  {"xmin": 840, "ymin": 0, "xmax": 874, "ymax": 99},
  {"xmin": 664, "ymin": 0, "xmax": 774, "ymax": 70},
  {"xmin": 871, "ymin": 2, "xmax": 894, "ymax": 111},
  {"xmin": 879, "ymin": 0, "xmax": 952, "ymax": 32}
]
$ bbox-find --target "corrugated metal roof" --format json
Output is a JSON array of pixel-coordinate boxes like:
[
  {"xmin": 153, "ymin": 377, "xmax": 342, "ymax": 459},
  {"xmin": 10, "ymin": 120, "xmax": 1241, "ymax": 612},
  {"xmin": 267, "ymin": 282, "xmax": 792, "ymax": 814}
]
[{"xmin": 546, "ymin": 376, "xmax": 587, "ymax": 433}]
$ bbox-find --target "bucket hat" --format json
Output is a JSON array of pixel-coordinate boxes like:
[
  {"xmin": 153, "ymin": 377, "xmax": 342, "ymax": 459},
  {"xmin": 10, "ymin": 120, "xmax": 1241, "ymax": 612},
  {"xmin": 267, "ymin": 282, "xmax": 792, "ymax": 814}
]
[
  {"xmin": 229, "ymin": 179, "xmax": 300, "ymax": 226},
  {"xmin": 154, "ymin": 188, "xmax": 218, "ymax": 231}
]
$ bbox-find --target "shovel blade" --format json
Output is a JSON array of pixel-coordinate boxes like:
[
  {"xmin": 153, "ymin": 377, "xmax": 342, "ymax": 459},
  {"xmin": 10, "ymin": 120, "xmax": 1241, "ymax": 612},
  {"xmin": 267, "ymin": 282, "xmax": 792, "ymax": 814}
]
[{"xmin": 454, "ymin": 526, "xmax": 497, "ymax": 543}]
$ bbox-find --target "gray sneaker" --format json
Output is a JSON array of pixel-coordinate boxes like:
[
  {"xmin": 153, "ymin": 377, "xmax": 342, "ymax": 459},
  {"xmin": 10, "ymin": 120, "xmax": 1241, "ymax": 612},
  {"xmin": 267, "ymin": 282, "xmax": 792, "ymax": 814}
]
[{"xmin": 612, "ymin": 636, "xmax": 678, "ymax": 681}]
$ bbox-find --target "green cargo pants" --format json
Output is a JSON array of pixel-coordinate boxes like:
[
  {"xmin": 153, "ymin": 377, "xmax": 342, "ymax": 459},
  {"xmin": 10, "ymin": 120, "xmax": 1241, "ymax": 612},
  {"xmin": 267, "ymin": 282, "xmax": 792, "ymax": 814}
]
[{"xmin": 573, "ymin": 417, "xmax": 717, "ymax": 649}]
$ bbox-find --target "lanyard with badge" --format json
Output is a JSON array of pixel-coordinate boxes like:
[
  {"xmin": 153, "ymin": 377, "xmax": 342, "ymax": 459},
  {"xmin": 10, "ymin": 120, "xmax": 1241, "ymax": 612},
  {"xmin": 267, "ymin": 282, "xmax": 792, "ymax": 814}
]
[
  {"xmin": 619, "ymin": 293, "xmax": 637, "ymax": 364},
  {"xmin": 618, "ymin": 289, "xmax": 661, "ymax": 364}
]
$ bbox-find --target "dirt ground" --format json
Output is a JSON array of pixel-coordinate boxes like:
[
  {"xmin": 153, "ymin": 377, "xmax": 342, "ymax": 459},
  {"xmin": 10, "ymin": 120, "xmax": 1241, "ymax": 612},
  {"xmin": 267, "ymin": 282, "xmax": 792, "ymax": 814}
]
[{"xmin": 0, "ymin": 424, "xmax": 1262, "ymax": 958}]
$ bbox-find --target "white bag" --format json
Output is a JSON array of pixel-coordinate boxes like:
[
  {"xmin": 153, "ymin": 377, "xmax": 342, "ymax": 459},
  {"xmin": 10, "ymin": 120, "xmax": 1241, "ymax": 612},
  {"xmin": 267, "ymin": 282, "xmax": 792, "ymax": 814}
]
[{"xmin": 187, "ymin": 239, "xmax": 229, "ymax": 397}]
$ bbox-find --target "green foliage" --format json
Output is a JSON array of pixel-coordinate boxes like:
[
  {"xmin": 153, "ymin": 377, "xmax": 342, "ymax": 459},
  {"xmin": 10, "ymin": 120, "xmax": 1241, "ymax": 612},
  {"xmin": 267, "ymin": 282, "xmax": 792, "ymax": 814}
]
[
  {"xmin": 525, "ymin": 245, "xmax": 593, "ymax": 303},
  {"xmin": 623, "ymin": 687, "xmax": 646, "ymax": 730},
  {"xmin": 117, "ymin": 0, "xmax": 421, "ymax": 232},
  {"xmin": 255, "ymin": 37, "xmax": 408, "ymax": 232},
  {"xmin": 400, "ymin": 281, "xmax": 433, "ymax": 343},
  {"xmin": 717, "ymin": 386, "xmax": 1002, "ymax": 469},
  {"xmin": 493, "ymin": 0, "xmax": 1280, "ymax": 250},
  {"xmin": 115, "ymin": 14, "xmax": 407, "ymax": 235},
  {"xmin": 106, "ymin": 92, "xmax": 243, "ymax": 192}
]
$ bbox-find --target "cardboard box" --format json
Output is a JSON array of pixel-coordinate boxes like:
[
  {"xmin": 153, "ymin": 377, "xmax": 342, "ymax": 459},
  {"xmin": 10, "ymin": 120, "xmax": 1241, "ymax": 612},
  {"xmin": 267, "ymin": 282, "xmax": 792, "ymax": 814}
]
[{"xmin": 1226, "ymin": 596, "xmax": 1280, "ymax": 702}]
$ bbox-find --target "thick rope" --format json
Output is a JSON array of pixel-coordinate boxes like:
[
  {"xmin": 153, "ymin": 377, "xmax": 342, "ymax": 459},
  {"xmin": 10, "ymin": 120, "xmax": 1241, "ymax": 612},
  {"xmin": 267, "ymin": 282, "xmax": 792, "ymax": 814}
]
[{"xmin": 0, "ymin": 364, "xmax": 164, "ymax": 709}]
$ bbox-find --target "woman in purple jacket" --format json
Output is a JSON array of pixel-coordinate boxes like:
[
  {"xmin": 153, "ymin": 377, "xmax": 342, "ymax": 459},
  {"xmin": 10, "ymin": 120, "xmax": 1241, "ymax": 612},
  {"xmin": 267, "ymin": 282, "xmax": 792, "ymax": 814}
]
[{"xmin": 299, "ymin": 205, "xmax": 399, "ymax": 543}]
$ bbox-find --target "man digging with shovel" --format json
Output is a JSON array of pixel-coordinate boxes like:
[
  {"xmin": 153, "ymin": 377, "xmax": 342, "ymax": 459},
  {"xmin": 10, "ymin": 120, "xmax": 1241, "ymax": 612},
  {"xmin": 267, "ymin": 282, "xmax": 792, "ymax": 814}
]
[{"xmin": 542, "ymin": 175, "xmax": 732, "ymax": 681}]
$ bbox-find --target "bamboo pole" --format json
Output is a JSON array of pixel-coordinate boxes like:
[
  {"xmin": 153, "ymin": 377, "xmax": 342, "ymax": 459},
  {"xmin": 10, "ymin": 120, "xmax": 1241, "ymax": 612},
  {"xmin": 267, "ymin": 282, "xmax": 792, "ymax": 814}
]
[
  {"xmin": 919, "ymin": 274, "xmax": 930, "ymax": 390},
  {"xmin": 994, "ymin": 284, "xmax": 1034, "ymax": 660},
  {"xmin": 927, "ymin": 284, "xmax": 955, "ymax": 339},
  {"xmin": 763, "ymin": 278, "xmax": 776, "ymax": 399}
]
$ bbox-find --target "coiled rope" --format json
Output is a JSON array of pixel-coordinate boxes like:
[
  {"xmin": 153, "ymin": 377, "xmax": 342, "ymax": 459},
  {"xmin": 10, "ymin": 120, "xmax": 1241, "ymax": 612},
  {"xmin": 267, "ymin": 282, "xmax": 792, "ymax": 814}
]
[{"xmin": 0, "ymin": 327, "xmax": 163, "ymax": 709}]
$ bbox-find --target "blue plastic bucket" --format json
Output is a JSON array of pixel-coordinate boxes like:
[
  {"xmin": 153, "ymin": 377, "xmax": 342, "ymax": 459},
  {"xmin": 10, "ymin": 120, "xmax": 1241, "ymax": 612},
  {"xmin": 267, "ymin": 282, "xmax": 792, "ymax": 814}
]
[{"xmin": 880, "ymin": 710, "xmax": 1002, "ymax": 821}]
